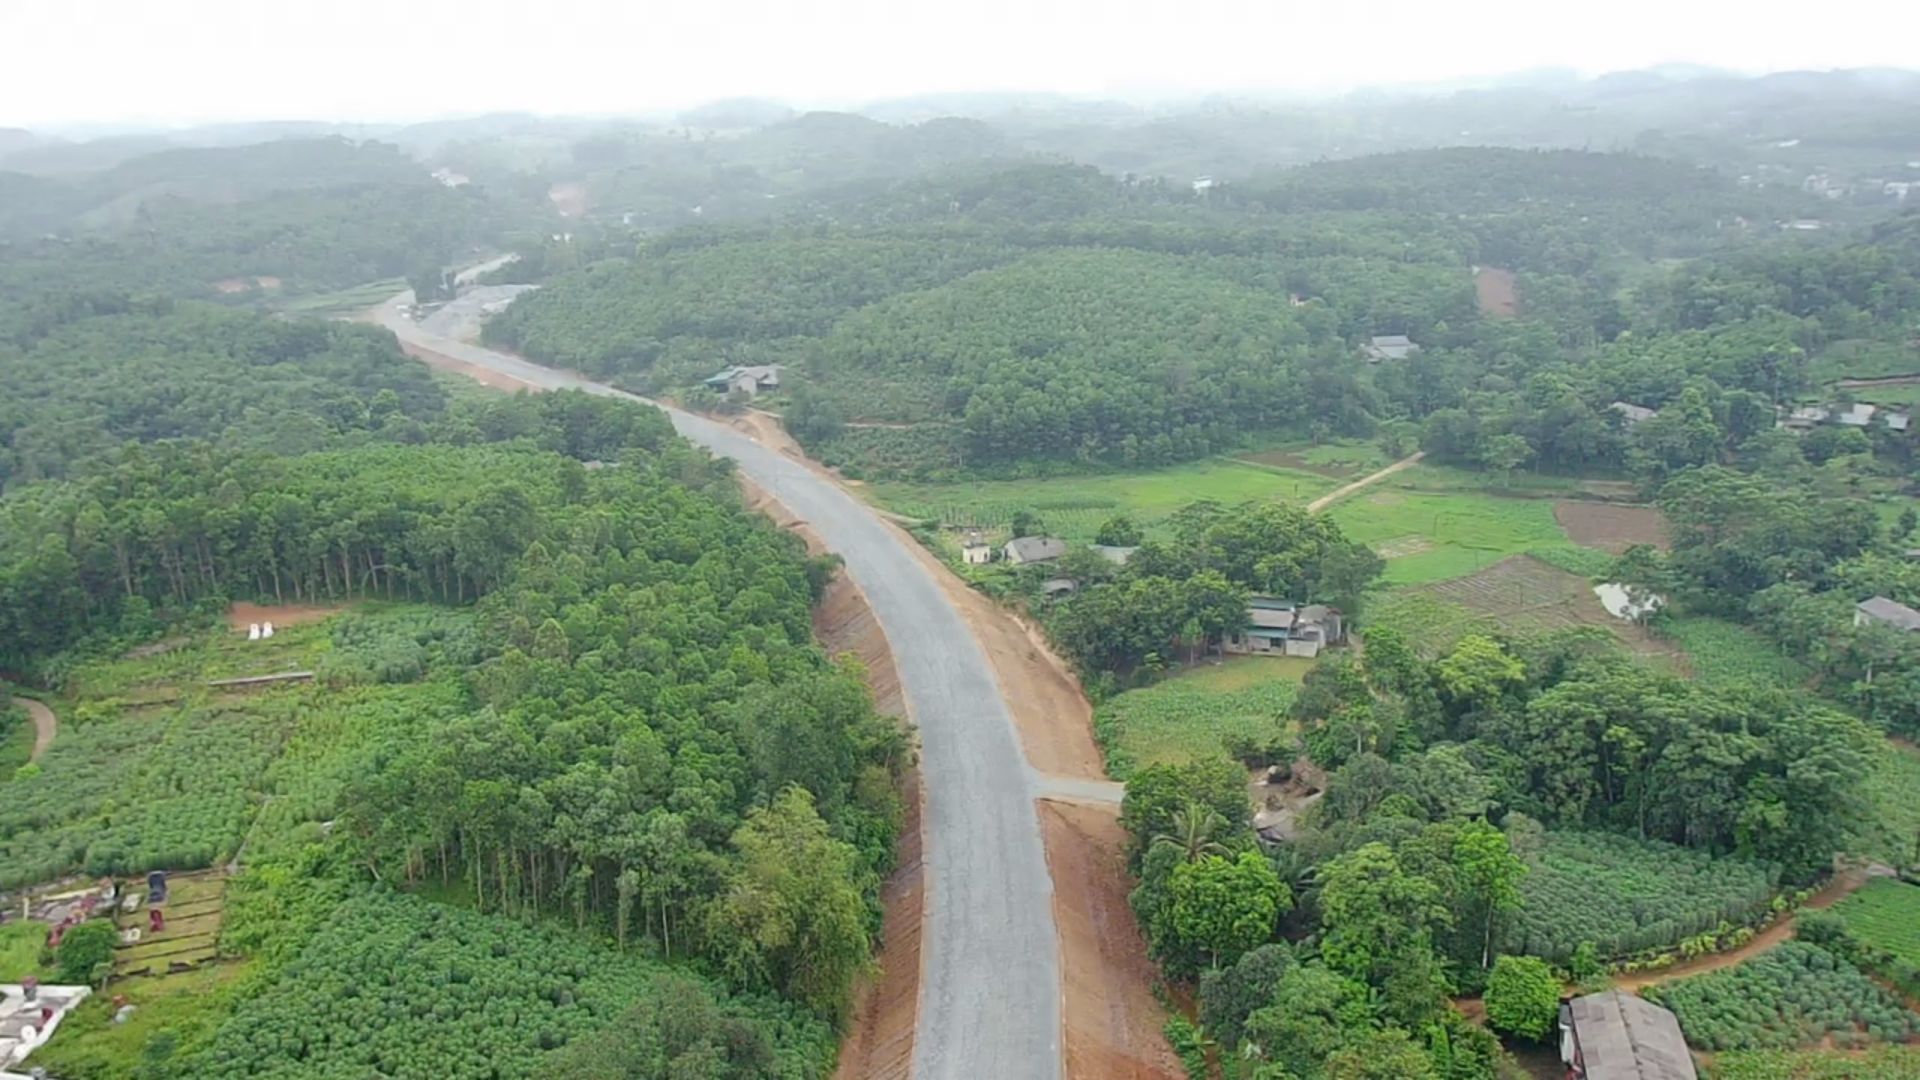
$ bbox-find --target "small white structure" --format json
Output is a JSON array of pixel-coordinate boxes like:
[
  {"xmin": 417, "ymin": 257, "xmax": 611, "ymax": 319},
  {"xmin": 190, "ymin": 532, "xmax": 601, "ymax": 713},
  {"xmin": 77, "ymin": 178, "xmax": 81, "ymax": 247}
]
[
  {"xmin": 1, "ymin": 982, "xmax": 93, "ymax": 1072},
  {"xmin": 247, "ymin": 623, "xmax": 261, "ymax": 641},
  {"xmin": 1594, "ymin": 583, "xmax": 1664, "ymax": 622},
  {"xmin": 960, "ymin": 530, "xmax": 993, "ymax": 566},
  {"xmin": 1362, "ymin": 335, "xmax": 1420, "ymax": 363},
  {"xmin": 261, "ymin": 622, "xmax": 275, "ymax": 639},
  {"xmin": 1609, "ymin": 401, "xmax": 1658, "ymax": 427}
]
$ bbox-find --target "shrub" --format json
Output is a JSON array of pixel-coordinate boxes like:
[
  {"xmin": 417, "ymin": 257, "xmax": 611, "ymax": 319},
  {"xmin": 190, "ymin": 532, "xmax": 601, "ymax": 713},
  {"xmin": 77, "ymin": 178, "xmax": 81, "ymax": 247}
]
[
  {"xmin": 55, "ymin": 919, "xmax": 118, "ymax": 984},
  {"xmin": 1484, "ymin": 955, "xmax": 1561, "ymax": 1041},
  {"xmin": 1650, "ymin": 941, "xmax": 1918, "ymax": 1051}
]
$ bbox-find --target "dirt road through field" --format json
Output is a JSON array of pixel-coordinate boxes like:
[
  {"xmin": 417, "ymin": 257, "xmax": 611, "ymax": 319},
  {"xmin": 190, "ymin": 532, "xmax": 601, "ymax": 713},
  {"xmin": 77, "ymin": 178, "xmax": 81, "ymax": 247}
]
[
  {"xmin": 1306, "ymin": 451, "xmax": 1425, "ymax": 513},
  {"xmin": 23, "ymin": 698, "xmax": 55, "ymax": 762}
]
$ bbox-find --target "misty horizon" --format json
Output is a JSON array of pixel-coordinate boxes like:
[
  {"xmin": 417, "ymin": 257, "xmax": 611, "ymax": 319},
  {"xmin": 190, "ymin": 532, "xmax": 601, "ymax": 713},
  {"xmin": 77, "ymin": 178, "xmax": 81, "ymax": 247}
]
[{"xmin": 9, "ymin": 0, "xmax": 1920, "ymax": 130}]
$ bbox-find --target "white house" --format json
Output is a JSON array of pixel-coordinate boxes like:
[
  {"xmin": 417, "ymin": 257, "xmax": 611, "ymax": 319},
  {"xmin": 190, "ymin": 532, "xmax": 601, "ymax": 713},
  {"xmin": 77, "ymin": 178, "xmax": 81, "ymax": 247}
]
[{"xmin": 961, "ymin": 530, "xmax": 993, "ymax": 566}]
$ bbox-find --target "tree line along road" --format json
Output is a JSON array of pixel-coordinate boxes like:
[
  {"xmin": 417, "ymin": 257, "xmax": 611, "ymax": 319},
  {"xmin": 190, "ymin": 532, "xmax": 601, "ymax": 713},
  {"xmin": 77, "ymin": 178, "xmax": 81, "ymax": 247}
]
[{"xmin": 373, "ymin": 297, "xmax": 1064, "ymax": 1080}]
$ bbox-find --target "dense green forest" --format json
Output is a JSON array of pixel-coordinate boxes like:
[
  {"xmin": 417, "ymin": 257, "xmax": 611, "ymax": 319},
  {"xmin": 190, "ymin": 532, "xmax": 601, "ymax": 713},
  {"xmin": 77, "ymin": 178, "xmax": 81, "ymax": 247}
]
[
  {"xmin": 489, "ymin": 148, "xmax": 1884, "ymax": 479},
  {"xmin": 0, "ymin": 289, "xmax": 897, "ymax": 1076}
]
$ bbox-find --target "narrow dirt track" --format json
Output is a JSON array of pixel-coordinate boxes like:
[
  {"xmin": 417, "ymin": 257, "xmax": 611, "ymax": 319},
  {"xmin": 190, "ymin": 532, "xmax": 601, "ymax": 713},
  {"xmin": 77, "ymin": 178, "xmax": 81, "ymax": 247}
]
[
  {"xmin": 1305, "ymin": 451, "xmax": 1425, "ymax": 513},
  {"xmin": 1610, "ymin": 869, "xmax": 1869, "ymax": 993},
  {"xmin": 23, "ymin": 698, "xmax": 55, "ymax": 761}
]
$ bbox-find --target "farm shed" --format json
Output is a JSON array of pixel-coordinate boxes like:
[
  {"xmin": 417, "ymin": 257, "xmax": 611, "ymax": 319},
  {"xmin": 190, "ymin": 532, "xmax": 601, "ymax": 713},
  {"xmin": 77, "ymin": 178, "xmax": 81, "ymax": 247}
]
[
  {"xmin": 1560, "ymin": 990, "xmax": 1696, "ymax": 1080},
  {"xmin": 1003, "ymin": 536, "xmax": 1068, "ymax": 565},
  {"xmin": 1361, "ymin": 334, "xmax": 1419, "ymax": 362},
  {"xmin": 1856, "ymin": 595, "xmax": 1920, "ymax": 632}
]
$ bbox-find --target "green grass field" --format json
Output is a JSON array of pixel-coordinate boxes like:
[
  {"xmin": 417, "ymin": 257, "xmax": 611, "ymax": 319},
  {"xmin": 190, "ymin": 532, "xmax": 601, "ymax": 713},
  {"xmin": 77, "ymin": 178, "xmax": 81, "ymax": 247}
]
[
  {"xmin": 1092, "ymin": 657, "xmax": 1311, "ymax": 777},
  {"xmin": 1661, "ymin": 616, "xmax": 1812, "ymax": 690},
  {"xmin": 0, "ymin": 920, "xmax": 47, "ymax": 982},
  {"xmin": 871, "ymin": 458, "xmax": 1337, "ymax": 540},
  {"xmin": 1324, "ymin": 483, "xmax": 1590, "ymax": 585},
  {"xmin": 1833, "ymin": 879, "xmax": 1920, "ymax": 966}
]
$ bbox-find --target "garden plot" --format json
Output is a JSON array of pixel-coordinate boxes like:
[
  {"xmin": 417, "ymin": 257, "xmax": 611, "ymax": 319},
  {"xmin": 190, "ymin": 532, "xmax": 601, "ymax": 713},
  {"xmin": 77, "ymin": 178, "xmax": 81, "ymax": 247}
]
[
  {"xmin": 1553, "ymin": 500, "xmax": 1670, "ymax": 553},
  {"xmin": 1509, "ymin": 831, "xmax": 1778, "ymax": 964},
  {"xmin": 1649, "ymin": 941, "xmax": 1918, "ymax": 1052},
  {"xmin": 1415, "ymin": 555, "xmax": 1683, "ymax": 662},
  {"xmin": 112, "ymin": 871, "xmax": 226, "ymax": 978},
  {"xmin": 1833, "ymin": 879, "xmax": 1920, "ymax": 968}
]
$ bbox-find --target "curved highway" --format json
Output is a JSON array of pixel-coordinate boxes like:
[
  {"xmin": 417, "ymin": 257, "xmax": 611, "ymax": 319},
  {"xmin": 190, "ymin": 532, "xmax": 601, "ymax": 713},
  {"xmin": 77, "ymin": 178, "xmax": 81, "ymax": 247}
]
[{"xmin": 374, "ymin": 300, "xmax": 1061, "ymax": 1080}]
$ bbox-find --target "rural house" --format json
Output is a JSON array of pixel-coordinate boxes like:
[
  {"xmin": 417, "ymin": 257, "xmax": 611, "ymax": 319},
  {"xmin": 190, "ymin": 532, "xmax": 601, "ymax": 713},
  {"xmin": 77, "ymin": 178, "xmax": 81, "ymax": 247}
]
[
  {"xmin": 1222, "ymin": 597, "xmax": 1345, "ymax": 659},
  {"xmin": 1780, "ymin": 402, "xmax": 1912, "ymax": 433},
  {"xmin": 703, "ymin": 365, "xmax": 782, "ymax": 397},
  {"xmin": 1559, "ymin": 990, "xmax": 1697, "ymax": 1080},
  {"xmin": 1609, "ymin": 401, "xmax": 1658, "ymax": 427},
  {"xmin": 1855, "ymin": 595, "xmax": 1920, "ymax": 632},
  {"xmin": 1361, "ymin": 334, "xmax": 1420, "ymax": 363},
  {"xmin": 961, "ymin": 530, "xmax": 993, "ymax": 565},
  {"xmin": 1003, "ymin": 536, "xmax": 1068, "ymax": 565}
]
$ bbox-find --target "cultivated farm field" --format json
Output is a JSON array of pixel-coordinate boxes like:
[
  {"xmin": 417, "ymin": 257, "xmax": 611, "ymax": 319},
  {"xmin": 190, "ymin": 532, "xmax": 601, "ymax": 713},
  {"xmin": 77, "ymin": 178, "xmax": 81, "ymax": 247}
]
[
  {"xmin": 1649, "ymin": 942, "xmax": 1918, "ymax": 1052},
  {"xmin": 1708, "ymin": 1046, "xmax": 1920, "ymax": 1079},
  {"xmin": 1091, "ymin": 656, "xmax": 1311, "ymax": 777},
  {"xmin": 1833, "ymin": 879, "xmax": 1920, "ymax": 968},
  {"xmin": 1376, "ymin": 555, "xmax": 1682, "ymax": 662},
  {"xmin": 1510, "ymin": 831, "xmax": 1779, "ymax": 964},
  {"xmin": 872, "ymin": 458, "xmax": 1335, "ymax": 539}
]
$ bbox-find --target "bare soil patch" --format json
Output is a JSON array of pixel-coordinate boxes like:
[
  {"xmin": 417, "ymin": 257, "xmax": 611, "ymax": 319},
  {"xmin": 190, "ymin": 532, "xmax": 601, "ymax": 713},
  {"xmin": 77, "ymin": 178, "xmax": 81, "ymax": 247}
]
[
  {"xmin": 547, "ymin": 181, "xmax": 588, "ymax": 218},
  {"xmin": 835, "ymin": 767, "xmax": 923, "ymax": 1080},
  {"xmin": 1553, "ymin": 500, "xmax": 1670, "ymax": 553},
  {"xmin": 225, "ymin": 602, "xmax": 342, "ymax": 632},
  {"xmin": 1422, "ymin": 555, "xmax": 1681, "ymax": 662},
  {"xmin": 1236, "ymin": 449, "xmax": 1355, "ymax": 478},
  {"xmin": 1374, "ymin": 535, "xmax": 1435, "ymax": 559},
  {"xmin": 1038, "ymin": 800, "xmax": 1182, "ymax": 1080},
  {"xmin": 23, "ymin": 698, "xmax": 56, "ymax": 762},
  {"xmin": 1475, "ymin": 266, "xmax": 1519, "ymax": 318},
  {"xmin": 211, "ymin": 278, "xmax": 251, "ymax": 294}
]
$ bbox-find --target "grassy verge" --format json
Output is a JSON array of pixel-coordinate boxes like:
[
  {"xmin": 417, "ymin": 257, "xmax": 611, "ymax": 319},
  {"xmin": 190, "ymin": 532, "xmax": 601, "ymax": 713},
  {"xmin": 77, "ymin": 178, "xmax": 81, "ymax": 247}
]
[
  {"xmin": 30, "ymin": 961, "xmax": 259, "ymax": 1077},
  {"xmin": 1093, "ymin": 656, "xmax": 1310, "ymax": 777}
]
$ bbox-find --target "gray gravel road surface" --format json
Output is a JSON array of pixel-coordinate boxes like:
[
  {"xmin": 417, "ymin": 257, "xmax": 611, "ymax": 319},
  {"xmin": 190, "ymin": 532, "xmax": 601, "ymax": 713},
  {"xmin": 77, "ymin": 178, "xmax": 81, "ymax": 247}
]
[{"xmin": 375, "ymin": 299, "xmax": 1062, "ymax": 1080}]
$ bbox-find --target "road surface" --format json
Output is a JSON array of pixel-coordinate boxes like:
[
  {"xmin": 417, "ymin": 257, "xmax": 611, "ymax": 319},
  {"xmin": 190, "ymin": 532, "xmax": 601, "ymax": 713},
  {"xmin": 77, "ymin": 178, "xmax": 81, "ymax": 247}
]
[
  {"xmin": 23, "ymin": 698, "xmax": 55, "ymax": 761},
  {"xmin": 374, "ymin": 299, "xmax": 1062, "ymax": 1080},
  {"xmin": 1304, "ymin": 450, "xmax": 1426, "ymax": 513}
]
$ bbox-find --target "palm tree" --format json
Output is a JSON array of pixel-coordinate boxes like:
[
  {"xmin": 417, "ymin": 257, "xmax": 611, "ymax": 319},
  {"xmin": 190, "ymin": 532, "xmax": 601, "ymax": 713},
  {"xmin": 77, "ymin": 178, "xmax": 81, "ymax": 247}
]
[{"xmin": 1152, "ymin": 800, "xmax": 1230, "ymax": 862}]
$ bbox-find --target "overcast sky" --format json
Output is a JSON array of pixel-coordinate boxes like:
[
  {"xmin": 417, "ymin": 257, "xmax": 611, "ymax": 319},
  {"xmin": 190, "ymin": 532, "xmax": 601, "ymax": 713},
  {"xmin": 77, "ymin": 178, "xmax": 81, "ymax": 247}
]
[{"xmin": 8, "ymin": 0, "xmax": 1920, "ymax": 129}]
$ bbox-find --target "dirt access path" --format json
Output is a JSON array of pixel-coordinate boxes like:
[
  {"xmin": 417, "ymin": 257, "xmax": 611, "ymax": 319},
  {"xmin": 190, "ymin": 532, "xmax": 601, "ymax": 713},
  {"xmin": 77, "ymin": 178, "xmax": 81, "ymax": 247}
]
[
  {"xmin": 1305, "ymin": 451, "xmax": 1426, "ymax": 514},
  {"xmin": 1610, "ymin": 869, "xmax": 1870, "ymax": 993},
  {"xmin": 22, "ymin": 698, "xmax": 56, "ymax": 762}
]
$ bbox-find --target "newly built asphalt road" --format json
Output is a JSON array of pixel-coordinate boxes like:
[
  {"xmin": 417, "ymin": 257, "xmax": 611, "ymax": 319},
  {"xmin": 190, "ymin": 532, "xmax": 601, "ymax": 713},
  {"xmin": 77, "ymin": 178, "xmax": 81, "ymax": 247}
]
[{"xmin": 375, "ymin": 299, "xmax": 1062, "ymax": 1080}]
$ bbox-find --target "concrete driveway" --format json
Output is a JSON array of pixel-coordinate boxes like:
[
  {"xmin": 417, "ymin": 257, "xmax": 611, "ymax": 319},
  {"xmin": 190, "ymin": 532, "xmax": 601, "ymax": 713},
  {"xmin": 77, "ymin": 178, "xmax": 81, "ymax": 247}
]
[{"xmin": 374, "ymin": 300, "xmax": 1062, "ymax": 1080}]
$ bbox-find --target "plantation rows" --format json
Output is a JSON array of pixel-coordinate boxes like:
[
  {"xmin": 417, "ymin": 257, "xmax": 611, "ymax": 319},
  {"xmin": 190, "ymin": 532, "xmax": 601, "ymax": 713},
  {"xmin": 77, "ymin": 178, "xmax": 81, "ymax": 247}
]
[
  {"xmin": 188, "ymin": 888, "xmax": 835, "ymax": 1079},
  {"xmin": 0, "ymin": 697, "xmax": 300, "ymax": 888},
  {"xmin": 1650, "ymin": 942, "xmax": 1917, "ymax": 1052},
  {"xmin": 1834, "ymin": 879, "xmax": 1920, "ymax": 967},
  {"xmin": 1510, "ymin": 831, "xmax": 1778, "ymax": 963},
  {"xmin": 1708, "ymin": 1046, "xmax": 1920, "ymax": 1079}
]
